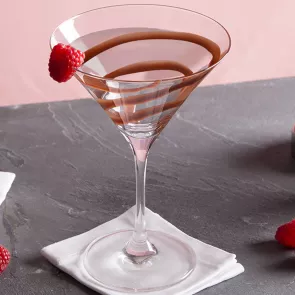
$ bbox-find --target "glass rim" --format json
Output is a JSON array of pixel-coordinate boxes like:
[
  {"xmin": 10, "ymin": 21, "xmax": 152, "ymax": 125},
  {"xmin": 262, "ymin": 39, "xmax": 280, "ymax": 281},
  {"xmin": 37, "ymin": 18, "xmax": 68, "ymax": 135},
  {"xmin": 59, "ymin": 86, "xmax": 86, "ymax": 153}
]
[{"xmin": 50, "ymin": 3, "xmax": 231, "ymax": 84}]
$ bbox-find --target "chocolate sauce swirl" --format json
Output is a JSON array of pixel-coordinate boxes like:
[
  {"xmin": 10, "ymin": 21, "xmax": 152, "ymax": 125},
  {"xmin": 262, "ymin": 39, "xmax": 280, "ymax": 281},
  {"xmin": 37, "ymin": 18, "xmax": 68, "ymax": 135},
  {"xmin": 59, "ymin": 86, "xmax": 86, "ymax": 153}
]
[{"xmin": 80, "ymin": 31, "xmax": 220, "ymax": 125}]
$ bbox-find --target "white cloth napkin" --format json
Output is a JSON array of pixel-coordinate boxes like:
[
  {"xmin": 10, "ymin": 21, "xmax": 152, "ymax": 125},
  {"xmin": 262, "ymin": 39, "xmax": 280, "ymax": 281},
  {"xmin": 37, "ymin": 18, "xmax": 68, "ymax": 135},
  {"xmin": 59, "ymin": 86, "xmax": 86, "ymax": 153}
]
[
  {"xmin": 42, "ymin": 207, "xmax": 244, "ymax": 295},
  {"xmin": 0, "ymin": 172, "xmax": 15, "ymax": 206}
]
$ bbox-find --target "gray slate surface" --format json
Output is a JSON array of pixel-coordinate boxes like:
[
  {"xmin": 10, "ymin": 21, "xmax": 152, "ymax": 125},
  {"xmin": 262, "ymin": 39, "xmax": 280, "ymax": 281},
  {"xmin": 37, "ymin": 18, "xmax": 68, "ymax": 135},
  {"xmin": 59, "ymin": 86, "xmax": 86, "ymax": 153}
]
[{"xmin": 1, "ymin": 77, "xmax": 295, "ymax": 294}]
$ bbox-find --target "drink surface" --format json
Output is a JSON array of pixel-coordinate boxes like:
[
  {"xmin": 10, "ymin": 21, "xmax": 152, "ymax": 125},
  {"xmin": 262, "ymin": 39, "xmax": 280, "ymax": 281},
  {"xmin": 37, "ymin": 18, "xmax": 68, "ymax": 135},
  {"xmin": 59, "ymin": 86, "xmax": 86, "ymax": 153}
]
[{"xmin": 72, "ymin": 28, "xmax": 212, "ymax": 81}]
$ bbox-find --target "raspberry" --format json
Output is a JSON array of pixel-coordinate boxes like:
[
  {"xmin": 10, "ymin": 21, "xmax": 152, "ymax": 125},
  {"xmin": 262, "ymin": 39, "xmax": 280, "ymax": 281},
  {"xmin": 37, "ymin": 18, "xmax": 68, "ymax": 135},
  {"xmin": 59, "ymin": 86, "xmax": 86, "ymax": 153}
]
[
  {"xmin": 275, "ymin": 220, "xmax": 295, "ymax": 248},
  {"xmin": 0, "ymin": 245, "xmax": 10, "ymax": 274},
  {"xmin": 48, "ymin": 43, "xmax": 85, "ymax": 83}
]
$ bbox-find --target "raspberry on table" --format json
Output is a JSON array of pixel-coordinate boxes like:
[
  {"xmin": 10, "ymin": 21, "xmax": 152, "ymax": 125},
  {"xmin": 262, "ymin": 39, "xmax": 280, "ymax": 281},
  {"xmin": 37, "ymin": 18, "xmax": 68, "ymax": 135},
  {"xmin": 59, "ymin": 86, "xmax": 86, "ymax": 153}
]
[
  {"xmin": 0, "ymin": 245, "xmax": 10, "ymax": 274},
  {"xmin": 275, "ymin": 220, "xmax": 295, "ymax": 248}
]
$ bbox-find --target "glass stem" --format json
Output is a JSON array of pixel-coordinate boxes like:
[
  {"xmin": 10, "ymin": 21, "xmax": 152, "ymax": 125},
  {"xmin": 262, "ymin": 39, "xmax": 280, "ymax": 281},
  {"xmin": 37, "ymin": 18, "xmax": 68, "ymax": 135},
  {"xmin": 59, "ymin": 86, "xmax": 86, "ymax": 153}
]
[{"xmin": 124, "ymin": 136, "xmax": 157, "ymax": 259}]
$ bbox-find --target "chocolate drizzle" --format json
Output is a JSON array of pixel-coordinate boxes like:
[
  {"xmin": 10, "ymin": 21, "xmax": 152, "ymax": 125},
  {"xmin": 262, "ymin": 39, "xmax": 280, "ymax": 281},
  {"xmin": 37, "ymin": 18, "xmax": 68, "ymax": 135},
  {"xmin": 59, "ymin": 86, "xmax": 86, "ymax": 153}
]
[{"xmin": 79, "ymin": 31, "xmax": 221, "ymax": 126}]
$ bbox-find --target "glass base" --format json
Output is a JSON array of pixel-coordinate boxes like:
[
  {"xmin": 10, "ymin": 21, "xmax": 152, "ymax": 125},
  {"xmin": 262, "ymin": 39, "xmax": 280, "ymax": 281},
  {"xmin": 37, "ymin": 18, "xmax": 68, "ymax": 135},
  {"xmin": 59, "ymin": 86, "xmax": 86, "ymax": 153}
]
[{"xmin": 83, "ymin": 230, "xmax": 196, "ymax": 292}]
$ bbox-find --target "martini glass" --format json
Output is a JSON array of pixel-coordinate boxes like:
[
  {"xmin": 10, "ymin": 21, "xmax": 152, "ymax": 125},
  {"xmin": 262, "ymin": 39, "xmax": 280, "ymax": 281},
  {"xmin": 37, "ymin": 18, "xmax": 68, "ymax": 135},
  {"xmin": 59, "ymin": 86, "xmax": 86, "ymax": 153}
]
[{"xmin": 50, "ymin": 4, "xmax": 231, "ymax": 292}]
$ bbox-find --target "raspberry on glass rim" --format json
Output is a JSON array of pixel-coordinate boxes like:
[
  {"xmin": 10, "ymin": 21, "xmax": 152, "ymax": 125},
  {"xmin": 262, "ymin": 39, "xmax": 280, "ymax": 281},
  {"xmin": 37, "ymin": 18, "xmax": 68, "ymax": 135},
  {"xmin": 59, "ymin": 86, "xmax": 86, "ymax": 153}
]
[{"xmin": 48, "ymin": 43, "xmax": 85, "ymax": 83}]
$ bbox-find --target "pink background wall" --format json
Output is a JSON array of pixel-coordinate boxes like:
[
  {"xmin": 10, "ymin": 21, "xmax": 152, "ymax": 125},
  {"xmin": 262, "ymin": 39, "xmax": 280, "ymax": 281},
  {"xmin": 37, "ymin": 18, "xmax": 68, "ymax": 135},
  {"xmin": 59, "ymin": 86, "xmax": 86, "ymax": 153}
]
[{"xmin": 2, "ymin": 0, "xmax": 294, "ymax": 106}]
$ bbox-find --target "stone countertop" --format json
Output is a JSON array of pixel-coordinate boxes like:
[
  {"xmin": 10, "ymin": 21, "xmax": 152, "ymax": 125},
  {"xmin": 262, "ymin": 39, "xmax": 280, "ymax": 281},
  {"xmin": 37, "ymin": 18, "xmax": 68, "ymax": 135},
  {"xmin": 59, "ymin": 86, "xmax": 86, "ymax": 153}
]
[{"xmin": 1, "ymin": 77, "xmax": 295, "ymax": 294}]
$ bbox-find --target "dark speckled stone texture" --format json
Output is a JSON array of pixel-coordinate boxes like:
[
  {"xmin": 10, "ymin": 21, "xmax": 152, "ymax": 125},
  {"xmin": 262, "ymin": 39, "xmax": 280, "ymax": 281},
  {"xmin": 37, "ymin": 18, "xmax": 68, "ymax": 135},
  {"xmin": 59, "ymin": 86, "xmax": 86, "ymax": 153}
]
[{"xmin": 1, "ymin": 77, "xmax": 295, "ymax": 294}]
